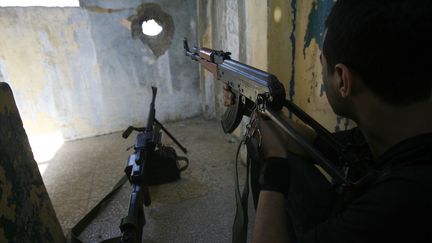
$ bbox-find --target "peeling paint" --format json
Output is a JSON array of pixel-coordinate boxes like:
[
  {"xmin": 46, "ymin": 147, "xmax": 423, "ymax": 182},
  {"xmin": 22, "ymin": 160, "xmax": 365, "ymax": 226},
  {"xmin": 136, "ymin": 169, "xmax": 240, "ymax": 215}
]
[
  {"xmin": 304, "ymin": 0, "xmax": 333, "ymax": 55},
  {"xmin": 269, "ymin": 0, "xmax": 352, "ymax": 130},
  {"xmin": 320, "ymin": 83, "xmax": 325, "ymax": 96},
  {"xmin": 289, "ymin": 0, "xmax": 297, "ymax": 101}
]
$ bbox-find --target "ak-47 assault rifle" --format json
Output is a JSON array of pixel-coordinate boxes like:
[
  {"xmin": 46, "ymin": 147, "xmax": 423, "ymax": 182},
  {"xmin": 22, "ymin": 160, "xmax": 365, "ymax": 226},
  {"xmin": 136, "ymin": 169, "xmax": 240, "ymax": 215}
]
[
  {"xmin": 183, "ymin": 38, "xmax": 364, "ymax": 188},
  {"xmin": 119, "ymin": 87, "xmax": 188, "ymax": 243},
  {"xmin": 183, "ymin": 38, "xmax": 368, "ymax": 242}
]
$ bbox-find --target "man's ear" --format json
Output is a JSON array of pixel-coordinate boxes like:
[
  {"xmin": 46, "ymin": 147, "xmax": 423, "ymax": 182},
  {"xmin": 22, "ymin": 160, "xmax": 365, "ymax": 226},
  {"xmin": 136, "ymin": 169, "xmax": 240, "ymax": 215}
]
[{"xmin": 334, "ymin": 63, "xmax": 353, "ymax": 98}]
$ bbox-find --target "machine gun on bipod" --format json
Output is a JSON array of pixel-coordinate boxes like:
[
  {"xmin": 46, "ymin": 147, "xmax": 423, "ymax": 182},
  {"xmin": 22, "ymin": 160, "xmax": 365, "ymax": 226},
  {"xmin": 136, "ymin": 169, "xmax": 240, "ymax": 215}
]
[{"xmin": 119, "ymin": 86, "xmax": 188, "ymax": 243}]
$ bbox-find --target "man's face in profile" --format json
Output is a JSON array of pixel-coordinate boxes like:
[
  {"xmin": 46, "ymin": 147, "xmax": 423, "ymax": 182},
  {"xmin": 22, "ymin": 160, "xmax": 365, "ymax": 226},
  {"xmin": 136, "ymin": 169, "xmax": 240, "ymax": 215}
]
[
  {"xmin": 320, "ymin": 50, "xmax": 338, "ymax": 115},
  {"xmin": 320, "ymin": 30, "xmax": 352, "ymax": 119}
]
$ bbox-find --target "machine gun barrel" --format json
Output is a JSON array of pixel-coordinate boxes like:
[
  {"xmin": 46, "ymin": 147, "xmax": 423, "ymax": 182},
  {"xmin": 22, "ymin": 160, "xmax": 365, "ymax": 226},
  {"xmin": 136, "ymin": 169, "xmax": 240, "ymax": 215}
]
[
  {"xmin": 120, "ymin": 87, "xmax": 159, "ymax": 243},
  {"xmin": 146, "ymin": 87, "xmax": 157, "ymax": 132}
]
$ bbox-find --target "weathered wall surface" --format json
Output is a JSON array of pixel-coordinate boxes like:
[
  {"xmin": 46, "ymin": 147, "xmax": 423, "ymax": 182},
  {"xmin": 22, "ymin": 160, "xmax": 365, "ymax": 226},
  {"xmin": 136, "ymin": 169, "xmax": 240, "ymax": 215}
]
[
  {"xmin": 269, "ymin": 0, "xmax": 355, "ymax": 132},
  {"xmin": 199, "ymin": 0, "xmax": 354, "ymax": 133},
  {"xmin": 0, "ymin": 0, "xmax": 199, "ymax": 141},
  {"xmin": 197, "ymin": 0, "xmax": 268, "ymax": 137},
  {"xmin": 197, "ymin": 0, "xmax": 242, "ymax": 119}
]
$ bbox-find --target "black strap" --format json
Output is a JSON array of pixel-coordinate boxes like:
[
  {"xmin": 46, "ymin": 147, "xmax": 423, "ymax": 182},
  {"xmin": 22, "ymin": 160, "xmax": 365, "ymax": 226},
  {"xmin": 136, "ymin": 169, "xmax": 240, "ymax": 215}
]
[
  {"xmin": 99, "ymin": 236, "xmax": 122, "ymax": 243},
  {"xmin": 232, "ymin": 139, "xmax": 250, "ymax": 243},
  {"xmin": 70, "ymin": 175, "xmax": 128, "ymax": 243}
]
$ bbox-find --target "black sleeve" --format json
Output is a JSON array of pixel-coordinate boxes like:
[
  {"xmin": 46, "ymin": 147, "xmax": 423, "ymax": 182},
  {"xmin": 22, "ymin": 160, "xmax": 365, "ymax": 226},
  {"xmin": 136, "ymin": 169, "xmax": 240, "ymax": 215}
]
[
  {"xmin": 313, "ymin": 127, "xmax": 369, "ymax": 166},
  {"xmin": 300, "ymin": 178, "xmax": 432, "ymax": 243}
]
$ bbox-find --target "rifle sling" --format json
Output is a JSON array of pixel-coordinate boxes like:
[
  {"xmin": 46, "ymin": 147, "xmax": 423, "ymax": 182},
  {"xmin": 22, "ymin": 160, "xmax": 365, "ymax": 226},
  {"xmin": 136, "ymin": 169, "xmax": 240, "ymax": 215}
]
[
  {"xmin": 70, "ymin": 175, "xmax": 128, "ymax": 243},
  {"xmin": 232, "ymin": 139, "xmax": 250, "ymax": 243}
]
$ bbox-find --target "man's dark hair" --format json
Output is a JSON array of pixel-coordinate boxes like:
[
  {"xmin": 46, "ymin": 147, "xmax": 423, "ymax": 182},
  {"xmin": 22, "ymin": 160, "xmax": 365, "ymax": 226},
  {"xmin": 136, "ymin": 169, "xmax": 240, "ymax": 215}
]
[{"xmin": 323, "ymin": 0, "xmax": 432, "ymax": 105}]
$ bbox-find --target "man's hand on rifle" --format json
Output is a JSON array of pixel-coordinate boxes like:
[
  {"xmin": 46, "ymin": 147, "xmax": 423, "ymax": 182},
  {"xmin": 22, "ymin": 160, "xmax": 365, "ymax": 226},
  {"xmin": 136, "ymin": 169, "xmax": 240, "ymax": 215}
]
[
  {"xmin": 222, "ymin": 83, "xmax": 316, "ymax": 159},
  {"xmin": 223, "ymin": 84, "xmax": 235, "ymax": 107}
]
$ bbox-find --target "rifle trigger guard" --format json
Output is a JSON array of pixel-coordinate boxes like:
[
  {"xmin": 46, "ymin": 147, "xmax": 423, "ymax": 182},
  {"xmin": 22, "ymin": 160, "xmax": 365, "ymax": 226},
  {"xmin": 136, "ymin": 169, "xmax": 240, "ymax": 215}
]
[{"xmin": 256, "ymin": 95, "xmax": 265, "ymax": 112}]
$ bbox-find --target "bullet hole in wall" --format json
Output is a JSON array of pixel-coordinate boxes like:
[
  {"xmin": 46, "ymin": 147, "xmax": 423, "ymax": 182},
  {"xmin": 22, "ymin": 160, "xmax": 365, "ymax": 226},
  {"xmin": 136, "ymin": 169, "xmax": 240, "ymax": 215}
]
[
  {"xmin": 142, "ymin": 19, "xmax": 163, "ymax": 36},
  {"xmin": 130, "ymin": 3, "xmax": 174, "ymax": 57}
]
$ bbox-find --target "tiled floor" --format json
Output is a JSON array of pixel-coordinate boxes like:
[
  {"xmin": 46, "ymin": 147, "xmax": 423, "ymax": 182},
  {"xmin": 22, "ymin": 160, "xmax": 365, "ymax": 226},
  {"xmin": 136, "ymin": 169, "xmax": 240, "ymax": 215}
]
[{"xmin": 40, "ymin": 117, "xmax": 255, "ymax": 242}]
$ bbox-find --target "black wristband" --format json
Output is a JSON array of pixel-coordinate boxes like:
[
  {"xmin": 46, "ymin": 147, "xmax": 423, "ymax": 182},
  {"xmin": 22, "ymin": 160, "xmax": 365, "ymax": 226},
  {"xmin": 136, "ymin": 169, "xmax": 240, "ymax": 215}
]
[{"xmin": 259, "ymin": 157, "xmax": 290, "ymax": 194}]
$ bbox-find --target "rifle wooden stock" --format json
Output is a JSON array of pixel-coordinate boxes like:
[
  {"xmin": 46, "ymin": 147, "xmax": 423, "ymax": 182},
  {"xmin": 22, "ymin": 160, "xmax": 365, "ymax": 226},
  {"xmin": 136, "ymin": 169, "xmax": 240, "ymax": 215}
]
[{"xmin": 199, "ymin": 59, "xmax": 219, "ymax": 79}]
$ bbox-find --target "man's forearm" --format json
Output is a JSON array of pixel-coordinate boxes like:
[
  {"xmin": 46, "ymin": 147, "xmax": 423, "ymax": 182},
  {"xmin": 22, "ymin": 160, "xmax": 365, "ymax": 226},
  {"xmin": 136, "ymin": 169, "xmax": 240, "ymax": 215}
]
[{"xmin": 252, "ymin": 191, "xmax": 290, "ymax": 243}]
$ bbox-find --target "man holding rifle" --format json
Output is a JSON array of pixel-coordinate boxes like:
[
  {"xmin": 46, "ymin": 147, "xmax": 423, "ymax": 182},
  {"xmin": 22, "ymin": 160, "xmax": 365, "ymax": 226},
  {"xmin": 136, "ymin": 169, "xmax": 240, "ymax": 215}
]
[{"xmin": 225, "ymin": 0, "xmax": 432, "ymax": 242}]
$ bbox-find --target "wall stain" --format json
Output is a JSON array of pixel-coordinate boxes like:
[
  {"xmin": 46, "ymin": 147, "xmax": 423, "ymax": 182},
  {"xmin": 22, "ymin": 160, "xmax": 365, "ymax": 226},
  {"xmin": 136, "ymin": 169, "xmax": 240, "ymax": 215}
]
[
  {"xmin": 320, "ymin": 83, "xmax": 325, "ymax": 96},
  {"xmin": 303, "ymin": 0, "xmax": 333, "ymax": 56},
  {"xmin": 289, "ymin": 0, "xmax": 297, "ymax": 102},
  {"xmin": 81, "ymin": 5, "xmax": 132, "ymax": 14}
]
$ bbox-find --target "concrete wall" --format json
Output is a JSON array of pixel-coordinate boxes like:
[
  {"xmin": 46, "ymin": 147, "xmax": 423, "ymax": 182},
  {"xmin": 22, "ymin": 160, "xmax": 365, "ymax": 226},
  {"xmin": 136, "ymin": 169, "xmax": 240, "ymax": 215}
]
[
  {"xmin": 198, "ymin": 0, "xmax": 355, "ymax": 133},
  {"xmin": 196, "ymin": 0, "xmax": 268, "ymax": 137},
  {"xmin": 0, "ymin": 0, "xmax": 354, "ymax": 144},
  {"xmin": 0, "ymin": 0, "xmax": 199, "ymax": 141},
  {"xmin": 197, "ymin": 0, "xmax": 243, "ymax": 120}
]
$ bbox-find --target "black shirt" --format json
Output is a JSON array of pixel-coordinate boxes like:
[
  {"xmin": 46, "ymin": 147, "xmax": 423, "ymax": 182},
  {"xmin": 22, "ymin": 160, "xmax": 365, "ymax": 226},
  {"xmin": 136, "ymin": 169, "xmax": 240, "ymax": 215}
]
[{"xmin": 302, "ymin": 132, "xmax": 432, "ymax": 243}]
